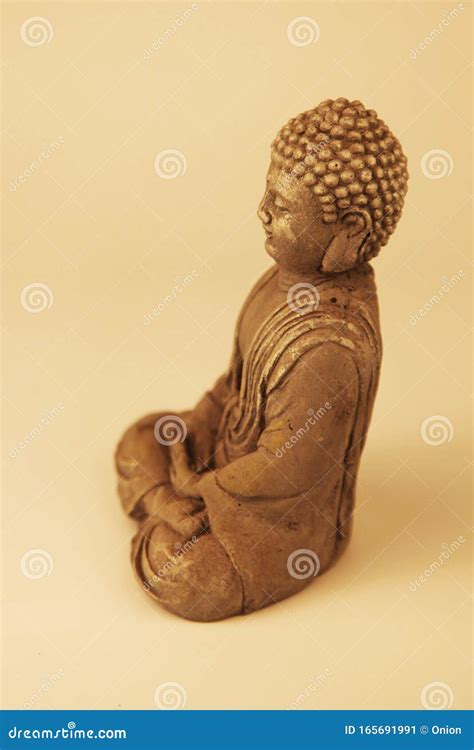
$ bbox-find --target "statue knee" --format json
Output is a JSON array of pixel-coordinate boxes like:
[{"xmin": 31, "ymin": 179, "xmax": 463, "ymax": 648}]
[
  {"xmin": 115, "ymin": 412, "xmax": 165, "ymax": 470},
  {"xmin": 115, "ymin": 413, "xmax": 173, "ymax": 518},
  {"xmin": 132, "ymin": 520, "xmax": 244, "ymax": 622}
]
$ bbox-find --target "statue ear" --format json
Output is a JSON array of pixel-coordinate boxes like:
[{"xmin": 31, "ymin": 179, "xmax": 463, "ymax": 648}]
[{"xmin": 321, "ymin": 209, "xmax": 372, "ymax": 273}]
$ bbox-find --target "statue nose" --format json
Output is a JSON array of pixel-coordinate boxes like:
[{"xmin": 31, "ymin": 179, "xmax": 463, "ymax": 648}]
[{"xmin": 258, "ymin": 201, "xmax": 271, "ymax": 225}]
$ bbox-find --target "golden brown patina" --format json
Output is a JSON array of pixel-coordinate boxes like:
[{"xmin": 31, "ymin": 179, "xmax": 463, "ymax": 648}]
[{"xmin": 115, "ymin": 97, "xmax": 408, "ymax": 621}]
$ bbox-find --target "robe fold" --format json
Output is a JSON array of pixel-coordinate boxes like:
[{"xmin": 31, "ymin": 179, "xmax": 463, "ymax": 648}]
[
  {"xmin": 117, "ymin": 262, "xmax": 382, "ymax": 618},
  {"xmin": 197, "ymin": 264, "xmax": 382, "ymax": 612}
]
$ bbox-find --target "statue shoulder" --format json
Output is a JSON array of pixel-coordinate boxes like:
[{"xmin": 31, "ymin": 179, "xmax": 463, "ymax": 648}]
[
  {"xmin": 236, "ymin": 264, "xmax": 278, "ymax": 325},
  {"xmin": 244, "ymin": 264, "xmax": 278, "ymax": 305}
]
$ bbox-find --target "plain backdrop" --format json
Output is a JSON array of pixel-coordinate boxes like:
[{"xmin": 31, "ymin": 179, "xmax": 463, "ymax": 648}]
[{"xmin": 1, "ymin": 1, "xmax": 472, "ymax": 710}]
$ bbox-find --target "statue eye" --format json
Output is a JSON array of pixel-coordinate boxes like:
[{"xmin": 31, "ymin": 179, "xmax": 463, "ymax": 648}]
[{"xmin": 275, "ymin": 201, "xmax": 289, "ymax": 213}]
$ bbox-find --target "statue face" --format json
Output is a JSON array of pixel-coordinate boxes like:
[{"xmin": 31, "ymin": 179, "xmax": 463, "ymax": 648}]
[{"xmin": 258, "ymin": 162, "xmax": 331, "ymax": 273}]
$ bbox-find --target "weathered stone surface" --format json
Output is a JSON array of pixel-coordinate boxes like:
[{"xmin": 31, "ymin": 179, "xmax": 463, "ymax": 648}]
[{"xmin": 115, "ymin": 98, "xmax": 408, "ymax": 621}]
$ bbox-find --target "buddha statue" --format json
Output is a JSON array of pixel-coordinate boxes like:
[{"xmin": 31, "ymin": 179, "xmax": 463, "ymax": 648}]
[{"xmin": 115, "ymin": 97, "xmax": 409, "ymax": 622}]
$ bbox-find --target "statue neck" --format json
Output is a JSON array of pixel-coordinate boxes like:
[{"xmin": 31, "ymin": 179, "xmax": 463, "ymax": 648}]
[
  {"xmin": 276, "ymin": 263, "xmax": 370, "ymax": 292},
  {"xmin": 277, "ymin": 267, "xmax": 329, "ymax": 292}
]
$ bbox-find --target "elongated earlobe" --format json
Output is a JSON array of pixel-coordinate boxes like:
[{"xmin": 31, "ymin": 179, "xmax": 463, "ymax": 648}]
[
  {"xmin": 321, "ymin": 210, "xmax": 372, "ymax": 273},
  {"xmin": 321, "ymin": 234, "xmax": 359, "ymax": 273}
]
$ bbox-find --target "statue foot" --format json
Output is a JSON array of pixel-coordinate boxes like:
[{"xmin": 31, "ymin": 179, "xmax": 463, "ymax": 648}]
[{"xmin": 131, "ymin": 517, "xmax": 244, "ymax": 622}]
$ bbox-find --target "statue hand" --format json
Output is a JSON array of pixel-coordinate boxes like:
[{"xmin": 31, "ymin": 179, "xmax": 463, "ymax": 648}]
[
  {"xmin": 141, "ymin": 484, "xmax": 209, "ymax": 536},
  {"xmin": 186, "ymin": 414, "xmax": 215, "ymax": 472},
  {"xmin": 170, "ymin": 442, "xmax": 205, "ymax": 498}
]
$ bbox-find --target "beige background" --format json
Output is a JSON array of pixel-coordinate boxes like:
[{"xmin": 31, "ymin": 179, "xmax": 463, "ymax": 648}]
[{"xmin": 1, "ymin": 0, "xmax": 472, "ymax": 710}]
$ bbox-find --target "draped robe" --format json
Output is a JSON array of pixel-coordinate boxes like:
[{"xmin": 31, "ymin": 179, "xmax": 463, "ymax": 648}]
[{"xmin": 116, "ymin": 263, "xmax": 382, "ymax": 620}]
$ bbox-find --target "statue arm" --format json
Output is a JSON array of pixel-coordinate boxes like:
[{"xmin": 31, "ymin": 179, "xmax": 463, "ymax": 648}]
[
  {"xmin": 186, "ymin": 268, "xmax": 272, "ymax": 466},
  {"xmin": 198, "ymin": 343, "xmax": 359, "ymax": 502},
  {"xmin": 192, "ymin": 371, "xmax": 230, "ymax": 423},
  {"xmin": 186, "ymin": 370, "xmax": 232, "ymax": 471}
]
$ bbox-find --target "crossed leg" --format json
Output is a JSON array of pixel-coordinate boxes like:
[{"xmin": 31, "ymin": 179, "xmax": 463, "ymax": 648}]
[
  {"xmin": 115, "ymin": 413, "xmax": 244, "ymax": 621},
  {"xmin": 131, "ymin": 517, "xmax": 243, "ymax": 622}
]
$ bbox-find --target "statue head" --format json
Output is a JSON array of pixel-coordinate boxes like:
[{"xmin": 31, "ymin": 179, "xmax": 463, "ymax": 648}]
[{"xmin": 258, "ymin": 97, "xmax": 408, "ymax": 274}]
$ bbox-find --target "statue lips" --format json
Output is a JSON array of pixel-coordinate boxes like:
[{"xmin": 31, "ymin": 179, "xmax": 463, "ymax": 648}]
[
  {"xmin": 263, "ymin": 227, "xmax": 273, "ymax": 246},
  {"xmin": 264, "ymin": 235, "xmax": 276, "ymax": 259}
]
